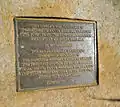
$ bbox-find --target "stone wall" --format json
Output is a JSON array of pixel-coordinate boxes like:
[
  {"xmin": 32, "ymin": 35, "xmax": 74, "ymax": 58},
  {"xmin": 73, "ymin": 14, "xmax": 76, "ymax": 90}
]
[{"xmin": 0, "ymin": 0, "xmax": 120, "ymax": 107}]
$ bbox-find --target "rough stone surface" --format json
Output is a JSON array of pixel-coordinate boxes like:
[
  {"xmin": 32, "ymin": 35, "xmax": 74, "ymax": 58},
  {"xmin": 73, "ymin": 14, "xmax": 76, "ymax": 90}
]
[{"xmin": 0, "ymin": 0, "xmax": 120, "ymax": 107}]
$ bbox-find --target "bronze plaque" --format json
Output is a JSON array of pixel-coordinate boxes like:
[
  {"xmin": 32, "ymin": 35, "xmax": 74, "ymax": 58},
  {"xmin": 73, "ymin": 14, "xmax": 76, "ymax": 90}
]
[{"xmin": 14, "ymin": 17, "xmax": 98, "ymax": 91}]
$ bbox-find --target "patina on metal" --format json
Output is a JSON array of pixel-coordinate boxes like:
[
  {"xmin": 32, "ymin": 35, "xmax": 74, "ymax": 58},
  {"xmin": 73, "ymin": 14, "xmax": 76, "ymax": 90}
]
[{"xmin": 14, "ymin": 17, "xmax": 98, "ymax": 92}]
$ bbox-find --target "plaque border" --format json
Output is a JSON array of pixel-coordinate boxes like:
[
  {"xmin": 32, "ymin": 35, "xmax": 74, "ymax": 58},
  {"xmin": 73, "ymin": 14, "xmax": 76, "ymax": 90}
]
[{"xmin": 13, "ymin": 17, "xmax": 98, "ymax": 92}]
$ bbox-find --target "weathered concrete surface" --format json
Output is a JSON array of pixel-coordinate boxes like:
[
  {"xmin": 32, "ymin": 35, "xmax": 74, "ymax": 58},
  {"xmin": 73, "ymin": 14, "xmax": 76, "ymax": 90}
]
[{"xmin": 0, "ymin": 0, "xmax": 120, "ymax": 107}]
